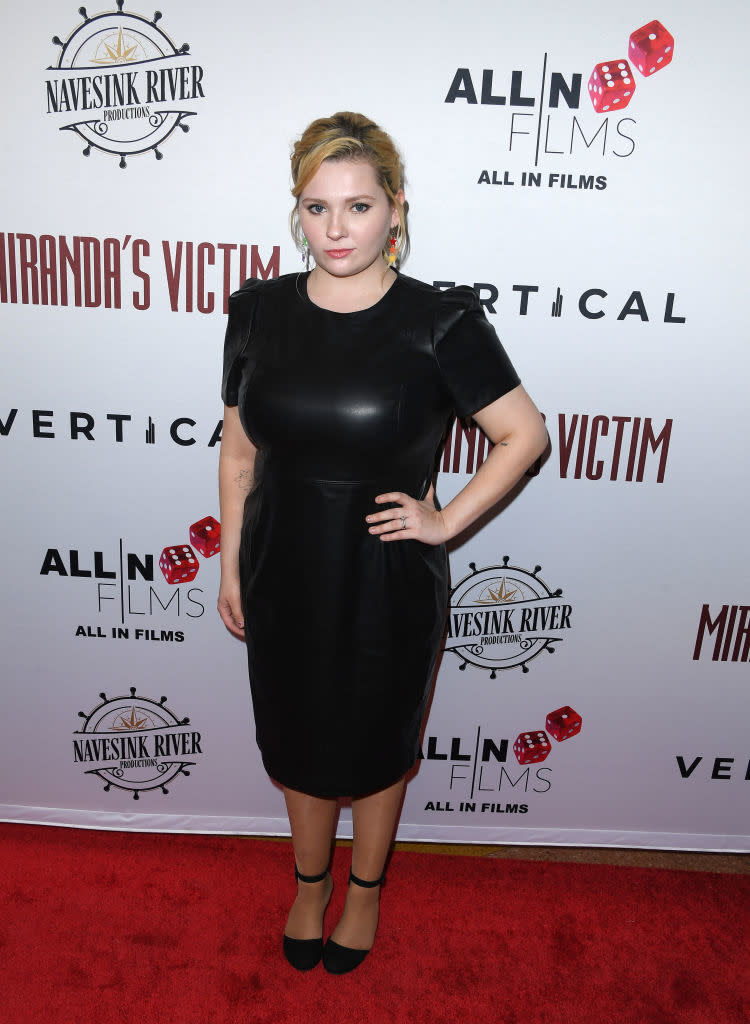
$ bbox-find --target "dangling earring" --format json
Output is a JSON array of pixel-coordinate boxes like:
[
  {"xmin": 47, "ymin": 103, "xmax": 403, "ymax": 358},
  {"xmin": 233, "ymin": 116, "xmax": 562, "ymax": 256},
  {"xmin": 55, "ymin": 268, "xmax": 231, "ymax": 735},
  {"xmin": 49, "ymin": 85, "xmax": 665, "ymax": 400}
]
[
  {"xmin": 300, "ymin": 234, "xmax": 310, "ymax": 269},
  {"xmin": 386, "ymin": 227, "xmax": 400, "ymax": 267}
]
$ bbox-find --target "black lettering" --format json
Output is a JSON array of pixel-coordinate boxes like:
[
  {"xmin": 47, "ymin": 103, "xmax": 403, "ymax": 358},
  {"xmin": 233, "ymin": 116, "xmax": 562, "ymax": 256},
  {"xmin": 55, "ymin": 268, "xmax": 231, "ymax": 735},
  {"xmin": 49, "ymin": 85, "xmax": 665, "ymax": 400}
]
[
  {"xmin": 664, "ymin": 293, "xmax": 686, "ymax": 324},
  {"xmin": 481, "ymin": 738, "xmax": 508, "ymax": 763},
  {"xmin": 473, "ymin": 282, "xmax": 499, "ymax": 315},
  {"xmin": 207, "ymin": 420, "xmax": 223, "ymax": 448},
  {"xmin": 570, "ymin": 117, "xmax": 608, "ymax": 154},
  {"xmin": 480, "ymin": 70, "xmax": 505, "ymax": 105},
  {"xmin": 509, "ymin": 70, "xmax": 534, "ymax": 107},
  {"xmin": 711, "ymin": 758, "xmax": 733, "ymax": 780},
  {"xmin": 40, "ymin": 548, "xmax": 67, "ymax": 576},
  {"xmin": 512, "ymin": 284, "xmax": 538, "ymax": 315},
  {"xmin": 32, "ymin": 409, "xmax": 55, "ymax": 438},
  {"xmin": 93, "ymin": 552, "xmax": 116, "ymax": 579},
  {"xmin": 579, "ymin": 288, "xmax": 606, "ymax": 319},
  {"xmin": 107, "ymin": 413, "xmax": 132, "ymax": 442},
  {"xmin": 149, "ymin": 587, "xmax": 179, "ymax": 613},
  {"xmin": 127, "ymin": 553, "xmax": 154, "ymax": 582},
  {"xmin": 170, "ymin": 417, "xmax": 196, "ymax": 445},
  {"xmin": 445, "ymin": 68, "xmax": 478, "ymax": 104},
  {"xmin": 46, "ymin": 79, "xmax": 60, "ymax": 113},
  {"xmin": 548, "ymin": 72, "xmax": 581, "ymax": 109},
  {"xmin": 0, "ymin": 409, "xmax": 18, "ymax": 435},
  {"xmin": 613, "ymin": 118, "xmax": 636, "ymax": 158},
  {"xmin": 450, "ymin": 737, "xmax": 471, "ymax": 761},
  {"xmin": 676, "ymin": 756, "xmax": 702, "ymax": 778},
  {"xmin": 617, "ymin": 290, "xmax": 648, "ymax": 321},
  {"xmin": 69, "ymin": 551, "xmax": 91, "ymax": 578},
  {"xmin": 70, "ymin": 411, "xmax": 94, "ymax": 440},
  {"xmin": 425, "ymin": 736, "xmax": 447, "ymax": 760},
  {"xmin": 192, "ymin": 66, "xmax": 205, "ymax": 98}
]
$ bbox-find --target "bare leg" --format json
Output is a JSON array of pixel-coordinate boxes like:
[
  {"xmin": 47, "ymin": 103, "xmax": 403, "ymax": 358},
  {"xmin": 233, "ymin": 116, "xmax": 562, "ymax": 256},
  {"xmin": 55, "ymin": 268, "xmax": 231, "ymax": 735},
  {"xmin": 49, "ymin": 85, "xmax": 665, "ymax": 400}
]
[
  {"xmin": 283, "ymin": 786, "xmax": 337, "ymax": 940},
  {"xmin": 329, "ymin": 775, "xmax": 406, "ymax": 951}
]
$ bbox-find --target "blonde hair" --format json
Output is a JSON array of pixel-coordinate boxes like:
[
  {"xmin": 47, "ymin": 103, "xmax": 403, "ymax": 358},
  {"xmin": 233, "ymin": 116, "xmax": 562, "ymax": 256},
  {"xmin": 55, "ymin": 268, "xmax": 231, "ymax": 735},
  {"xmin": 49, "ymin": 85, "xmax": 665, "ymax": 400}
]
[{"xmin": 290, "ymin": 111, "xmax": 409, "ymax": 266}]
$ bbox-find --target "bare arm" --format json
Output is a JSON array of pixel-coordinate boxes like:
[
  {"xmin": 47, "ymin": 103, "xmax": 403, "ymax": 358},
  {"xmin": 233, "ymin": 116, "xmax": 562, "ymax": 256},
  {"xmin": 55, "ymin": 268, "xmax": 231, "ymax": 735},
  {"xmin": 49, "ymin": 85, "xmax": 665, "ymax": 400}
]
[
  {"xmin": 367, "ymin": 384, "xmax": 548, "ymax": 544},
  {"xmin": 218, "ymin": 405, "xmax": 257, "ymax": 636}
]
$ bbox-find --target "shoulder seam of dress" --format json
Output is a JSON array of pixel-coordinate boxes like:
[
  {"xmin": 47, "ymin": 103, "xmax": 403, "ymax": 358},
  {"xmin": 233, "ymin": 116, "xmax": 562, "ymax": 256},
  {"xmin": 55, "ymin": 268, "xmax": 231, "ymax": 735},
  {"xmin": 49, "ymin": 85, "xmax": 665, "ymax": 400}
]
[
  {"xmin": 431, "ymin": 284, "xmax": 479, "ymax": 355},
  {"xmin": 228, "ymin": 273, "xmax": 299, "ymax": 306}
]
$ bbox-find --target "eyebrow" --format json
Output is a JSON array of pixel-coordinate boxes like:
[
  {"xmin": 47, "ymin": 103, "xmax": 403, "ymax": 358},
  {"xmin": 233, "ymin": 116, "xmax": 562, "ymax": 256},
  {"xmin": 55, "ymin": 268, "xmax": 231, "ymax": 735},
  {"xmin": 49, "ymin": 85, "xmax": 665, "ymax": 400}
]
[{"xmin": 301, "ymin": 194, "xmax": 379, "ymax": 203}]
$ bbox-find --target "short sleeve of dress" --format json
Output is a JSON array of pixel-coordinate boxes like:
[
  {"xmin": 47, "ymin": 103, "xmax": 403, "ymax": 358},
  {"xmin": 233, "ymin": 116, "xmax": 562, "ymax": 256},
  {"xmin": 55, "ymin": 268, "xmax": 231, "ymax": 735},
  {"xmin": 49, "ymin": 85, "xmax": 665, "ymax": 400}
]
[
  {"xmin": 434, "ymin": 286, "xmax": 521, "ymax": 419},
  {"xmin": 221, "ymin": 278, "xmax": 261, "ymax": 406}
]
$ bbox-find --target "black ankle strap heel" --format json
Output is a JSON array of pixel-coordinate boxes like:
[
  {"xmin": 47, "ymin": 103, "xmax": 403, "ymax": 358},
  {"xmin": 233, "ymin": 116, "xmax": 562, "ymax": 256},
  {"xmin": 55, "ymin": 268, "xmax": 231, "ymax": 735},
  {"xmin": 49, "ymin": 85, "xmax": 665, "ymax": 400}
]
[
  {"xmin": 322, "ymin": 870, "xmax": 385, "ymax": 974},
  {"xmin": 283, "ymin": 865, "xmax": 331, "ymax": 971},
  {"xmin": 348, "ymin": 870, "xmax": 385, "ymax": 888},
  {"xmin": 295, "ymin": 866, "xmax": 329, "ymax": 884}
]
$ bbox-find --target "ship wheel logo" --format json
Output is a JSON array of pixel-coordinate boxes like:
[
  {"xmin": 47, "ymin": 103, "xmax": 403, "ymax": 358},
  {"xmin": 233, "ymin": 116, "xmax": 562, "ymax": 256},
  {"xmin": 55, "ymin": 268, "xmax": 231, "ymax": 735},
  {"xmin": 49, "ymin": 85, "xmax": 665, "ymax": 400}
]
[
  {"xmin": 446, "ymin": 556, "xmax": 572, "ymax": 676},
  {"xmin": 74, "ymin": 686, "xmax": 203, "ymax": 798},
  {"xmin": 47, "ymin": 2, "xmax": 203, "ymax": 167}
]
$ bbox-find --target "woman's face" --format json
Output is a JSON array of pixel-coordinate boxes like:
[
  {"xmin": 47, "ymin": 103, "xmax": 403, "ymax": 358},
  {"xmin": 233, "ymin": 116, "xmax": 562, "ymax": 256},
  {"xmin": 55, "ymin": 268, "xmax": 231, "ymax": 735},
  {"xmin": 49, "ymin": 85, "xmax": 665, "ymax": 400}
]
[{"xmin": 298, "ymin": 158, "xmax": 402, "ymax": 279}]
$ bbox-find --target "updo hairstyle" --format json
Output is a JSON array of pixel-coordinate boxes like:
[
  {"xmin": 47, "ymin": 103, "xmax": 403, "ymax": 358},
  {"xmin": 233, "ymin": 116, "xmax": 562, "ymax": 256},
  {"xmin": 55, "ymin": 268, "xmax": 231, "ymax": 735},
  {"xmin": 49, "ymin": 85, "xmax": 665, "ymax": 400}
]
[{"xmin": 290, "ymin": 111, "xmax": 409, "ymax": 266}]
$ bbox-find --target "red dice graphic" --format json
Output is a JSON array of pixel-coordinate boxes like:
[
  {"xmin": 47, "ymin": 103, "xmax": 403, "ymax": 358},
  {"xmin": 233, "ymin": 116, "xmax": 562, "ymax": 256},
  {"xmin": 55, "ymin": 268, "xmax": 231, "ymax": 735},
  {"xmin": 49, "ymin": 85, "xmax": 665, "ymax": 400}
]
[
  {"xmin": 159, "ymin": 544, "xmax": 199, "ymax": 585},
  {"xmin": 189, "ymin": 515, "xmax": 221, "ymax": 558},
  {"xmin": 629, "ymin": 20, "xmax": 674, "ymax": 77},
  {"xmin": 546, "ymin": 706, "xmax": 582, "ymax": 742},
  {"xmin": 588, "ymin": 59, "xmax": 636, "ymax": 112},
  {"xmin": 513, "ymin": 731, "xmax": 551, "ymax": 766}
]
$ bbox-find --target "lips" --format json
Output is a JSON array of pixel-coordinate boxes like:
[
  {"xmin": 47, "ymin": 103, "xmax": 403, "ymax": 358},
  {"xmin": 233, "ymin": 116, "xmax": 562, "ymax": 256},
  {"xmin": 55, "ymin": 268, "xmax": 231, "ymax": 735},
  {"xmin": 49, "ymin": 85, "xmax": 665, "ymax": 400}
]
[{"xmin": 325, "ymin": 249, "xmax": 354, "ymax": 259}]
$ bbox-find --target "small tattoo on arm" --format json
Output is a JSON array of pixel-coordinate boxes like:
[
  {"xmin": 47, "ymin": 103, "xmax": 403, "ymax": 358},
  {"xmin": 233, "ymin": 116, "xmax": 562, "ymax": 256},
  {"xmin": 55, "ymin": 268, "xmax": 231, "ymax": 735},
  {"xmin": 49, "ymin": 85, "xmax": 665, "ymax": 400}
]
[
  {"xmin": 235, "ymin": 469, "xmax": 254, "ymax": 493},
  {"xmin": 500, "ymin": 441, "xmax": 509, "ymax": 447}
]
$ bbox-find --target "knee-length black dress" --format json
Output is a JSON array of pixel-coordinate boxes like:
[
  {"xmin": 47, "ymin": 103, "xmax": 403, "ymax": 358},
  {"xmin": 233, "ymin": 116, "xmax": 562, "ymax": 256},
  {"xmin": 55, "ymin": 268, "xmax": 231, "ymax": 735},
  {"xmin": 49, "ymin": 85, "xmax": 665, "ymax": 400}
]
[{"xmin": 222, "ymin": 271, "xmax": 519, "ymax": 798}]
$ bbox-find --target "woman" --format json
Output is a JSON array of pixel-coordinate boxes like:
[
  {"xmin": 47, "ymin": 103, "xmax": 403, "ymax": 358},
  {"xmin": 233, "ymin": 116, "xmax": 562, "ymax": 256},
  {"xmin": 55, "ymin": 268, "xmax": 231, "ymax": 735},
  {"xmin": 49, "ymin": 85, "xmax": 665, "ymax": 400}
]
[{"xmin": 218, "ymin": 112, "xmax": 547, "ymax": 974}]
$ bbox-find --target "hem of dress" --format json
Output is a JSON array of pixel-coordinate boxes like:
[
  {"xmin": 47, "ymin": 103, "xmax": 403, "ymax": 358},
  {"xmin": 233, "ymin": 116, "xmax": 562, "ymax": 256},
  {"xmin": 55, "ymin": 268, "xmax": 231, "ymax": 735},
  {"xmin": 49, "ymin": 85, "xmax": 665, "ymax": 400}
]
[{"xmin": 264, "ymin": 759, "xmax": 414, "ymax": 800}]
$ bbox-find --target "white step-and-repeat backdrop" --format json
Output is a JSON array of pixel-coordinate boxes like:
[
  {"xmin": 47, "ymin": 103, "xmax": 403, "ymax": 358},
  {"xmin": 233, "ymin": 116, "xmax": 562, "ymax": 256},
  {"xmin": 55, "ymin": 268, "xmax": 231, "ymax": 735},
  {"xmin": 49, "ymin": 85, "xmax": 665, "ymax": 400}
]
[{"xmin": 2, "ymin": 0, "xmax": 747, "ymax": 850}]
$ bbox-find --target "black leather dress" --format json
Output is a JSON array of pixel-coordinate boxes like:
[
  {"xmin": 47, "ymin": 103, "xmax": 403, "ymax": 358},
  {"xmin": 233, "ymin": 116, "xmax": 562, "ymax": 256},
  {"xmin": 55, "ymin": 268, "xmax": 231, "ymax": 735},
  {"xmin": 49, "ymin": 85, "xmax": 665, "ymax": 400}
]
[{"xmin": 222, "ymin": 271, "xmax": 520, "ymax": 797}]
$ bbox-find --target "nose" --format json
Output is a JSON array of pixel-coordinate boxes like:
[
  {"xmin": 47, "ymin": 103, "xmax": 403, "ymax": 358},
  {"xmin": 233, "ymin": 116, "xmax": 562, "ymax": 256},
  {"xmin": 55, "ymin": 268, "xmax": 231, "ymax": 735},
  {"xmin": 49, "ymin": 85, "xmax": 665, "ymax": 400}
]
[{"xmin": 326, "ymin": 211, "xmax": 346, "ymax": 240}]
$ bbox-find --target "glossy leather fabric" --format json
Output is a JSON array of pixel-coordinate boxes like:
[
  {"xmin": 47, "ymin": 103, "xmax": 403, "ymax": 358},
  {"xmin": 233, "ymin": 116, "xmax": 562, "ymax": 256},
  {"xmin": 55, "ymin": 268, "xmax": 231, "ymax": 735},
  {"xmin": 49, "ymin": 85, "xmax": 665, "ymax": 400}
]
[{"xmin": 223, "ymin": 272, "xmax": 520, "ymax": 797}]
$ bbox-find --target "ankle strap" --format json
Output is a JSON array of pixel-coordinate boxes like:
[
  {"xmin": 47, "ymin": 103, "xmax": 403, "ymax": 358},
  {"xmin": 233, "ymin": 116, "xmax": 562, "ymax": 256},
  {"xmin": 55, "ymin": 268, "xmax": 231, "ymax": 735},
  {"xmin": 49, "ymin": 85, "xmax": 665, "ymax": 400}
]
[
  {"xmin": 349, "ymin": 869, "xmax": 385, "ymax": 888},
  {"xmin": 295, "ymin": 866, "xmax": 328, "ymax": 884}
]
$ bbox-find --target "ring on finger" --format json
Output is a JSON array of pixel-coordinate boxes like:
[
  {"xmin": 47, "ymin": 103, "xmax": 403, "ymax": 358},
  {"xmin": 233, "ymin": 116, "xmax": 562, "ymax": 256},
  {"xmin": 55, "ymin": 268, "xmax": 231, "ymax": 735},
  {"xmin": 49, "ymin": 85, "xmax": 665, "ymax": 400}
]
[{"xmin": 400, "ymin": 515, "xmax": 407, "ymax": 530}]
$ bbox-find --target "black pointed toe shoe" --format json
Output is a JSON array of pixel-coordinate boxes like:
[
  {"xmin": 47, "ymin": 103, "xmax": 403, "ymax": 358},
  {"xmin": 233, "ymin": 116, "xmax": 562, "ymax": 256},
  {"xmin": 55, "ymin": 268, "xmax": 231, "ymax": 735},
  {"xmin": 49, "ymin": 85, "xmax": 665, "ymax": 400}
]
[
  {"xmin": 322, "ymin": 870, "xmax": 384, "ymax": 975},
  {"xmin": 283, "ymin": 866, "xmax": 331, "ymax": 971}
]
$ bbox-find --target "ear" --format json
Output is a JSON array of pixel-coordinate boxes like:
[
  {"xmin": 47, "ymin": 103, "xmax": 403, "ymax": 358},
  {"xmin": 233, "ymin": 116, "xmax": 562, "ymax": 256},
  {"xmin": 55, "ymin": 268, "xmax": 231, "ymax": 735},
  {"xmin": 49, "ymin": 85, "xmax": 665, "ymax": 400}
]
[{"xmin": 391, "ymin": 188, "xmax": 406, "ymax": 229}]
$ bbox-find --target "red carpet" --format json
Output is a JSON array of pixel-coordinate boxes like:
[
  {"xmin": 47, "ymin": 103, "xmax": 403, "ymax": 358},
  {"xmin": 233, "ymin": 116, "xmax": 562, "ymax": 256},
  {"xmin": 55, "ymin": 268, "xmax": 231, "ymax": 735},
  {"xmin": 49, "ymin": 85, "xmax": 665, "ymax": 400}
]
[{"xmin": 1, "ymin": 824, "xmax": 747, "ymax": 1024}]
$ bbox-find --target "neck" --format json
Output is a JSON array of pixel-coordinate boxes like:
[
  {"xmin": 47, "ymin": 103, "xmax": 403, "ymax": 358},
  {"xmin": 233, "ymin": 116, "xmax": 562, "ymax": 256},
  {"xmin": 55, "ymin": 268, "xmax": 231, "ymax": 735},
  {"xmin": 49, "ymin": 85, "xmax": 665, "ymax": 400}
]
[{"xmin": 307, "ymin": 263, "xmax": 396, "ymax": 314}]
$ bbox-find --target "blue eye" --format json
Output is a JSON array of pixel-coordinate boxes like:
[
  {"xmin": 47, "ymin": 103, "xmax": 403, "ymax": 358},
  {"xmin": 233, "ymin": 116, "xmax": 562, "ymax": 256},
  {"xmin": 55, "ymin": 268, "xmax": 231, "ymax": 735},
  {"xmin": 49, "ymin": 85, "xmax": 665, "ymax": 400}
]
[
  {"xmin": 352, "ymin": 202, "xmax": 371, "ymax": 213},
  {"xmin": 307, "ymin": 203, "xmax": 325, "ymax": 214}
]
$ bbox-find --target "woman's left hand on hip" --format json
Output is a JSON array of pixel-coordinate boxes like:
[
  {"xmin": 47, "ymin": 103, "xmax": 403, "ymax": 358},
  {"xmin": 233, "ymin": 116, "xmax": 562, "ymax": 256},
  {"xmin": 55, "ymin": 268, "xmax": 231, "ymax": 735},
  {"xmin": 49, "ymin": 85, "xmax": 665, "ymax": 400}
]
[{"xmin": 366, "ymin": 484, "xmax": 448, "ymax": 546}]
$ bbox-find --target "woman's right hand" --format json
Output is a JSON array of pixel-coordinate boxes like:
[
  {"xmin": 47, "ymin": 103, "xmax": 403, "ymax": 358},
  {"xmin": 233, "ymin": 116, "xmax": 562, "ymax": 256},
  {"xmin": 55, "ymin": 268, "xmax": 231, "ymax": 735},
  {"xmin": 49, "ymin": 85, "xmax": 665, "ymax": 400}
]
[{"xmin": 218, "ymin": 577, "xmax": 245, "ymax": 638}]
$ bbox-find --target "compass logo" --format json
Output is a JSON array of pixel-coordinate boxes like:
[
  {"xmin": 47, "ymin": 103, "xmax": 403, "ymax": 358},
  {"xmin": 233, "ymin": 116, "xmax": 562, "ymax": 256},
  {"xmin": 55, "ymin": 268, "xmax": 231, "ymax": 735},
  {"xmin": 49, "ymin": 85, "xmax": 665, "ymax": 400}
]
[
  {"xmin": 73, "ymin": 686, "xmax": 204, "ymax": 798},
  {"xmin": 446, "ymin": 557, "xmax": 572, "ymax": 675},
  {"xmin": 45, "ymin": 1, "xmax": 206, "ymax": 167}
]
